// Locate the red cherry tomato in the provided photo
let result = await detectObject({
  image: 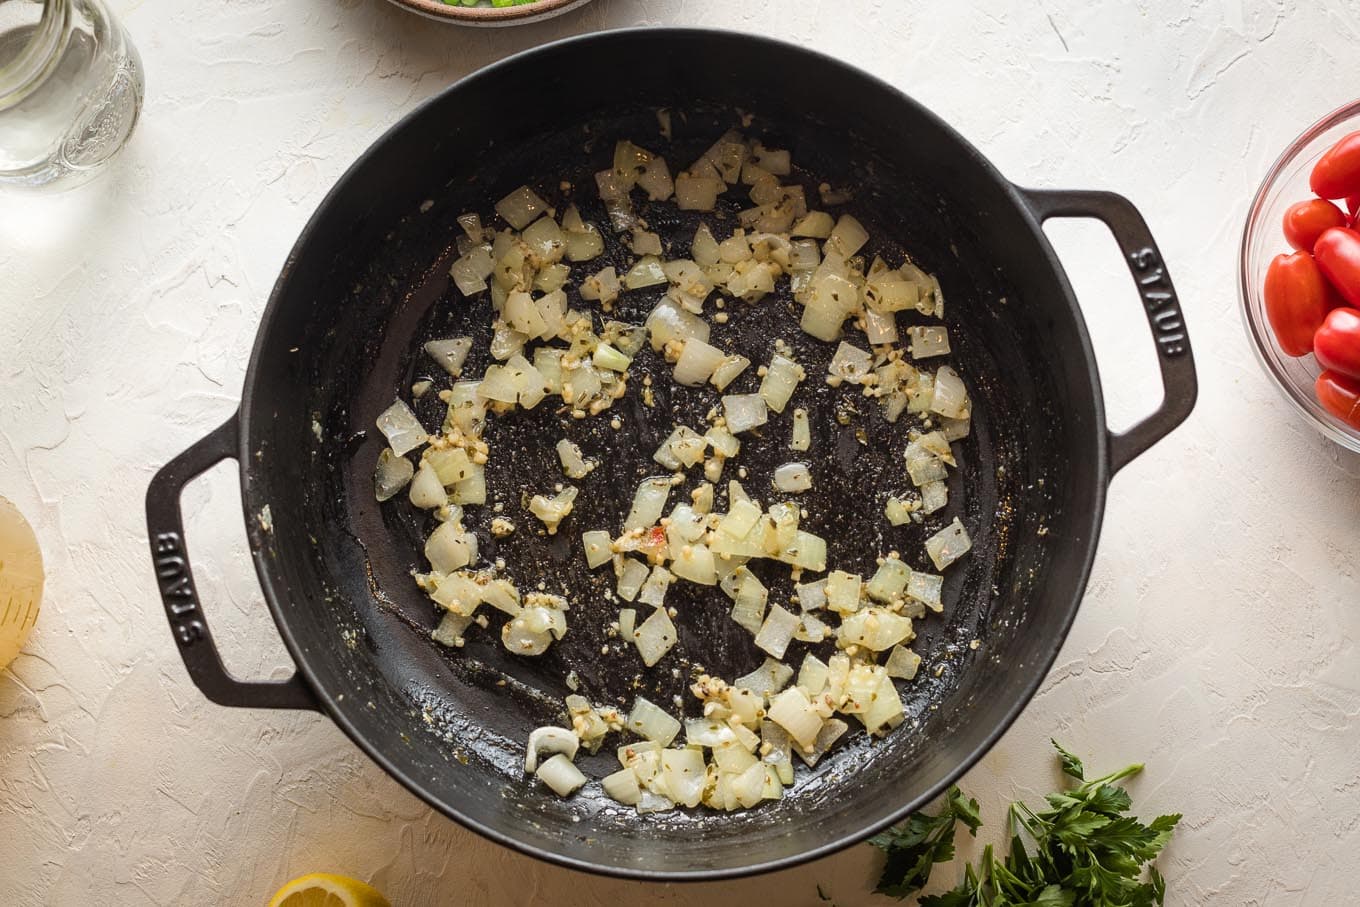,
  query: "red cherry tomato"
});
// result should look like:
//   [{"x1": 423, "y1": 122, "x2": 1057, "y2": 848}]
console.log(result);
[
  {"x1": 1347, "y1": 195, "x2": 1360, "y2": 222},
  {"x1": 1264, "y1": 251, "x2": 1340, "y2": 356},
  {"x1": 1313, "y1": 227, "x2": 1360, "y2": 307},
  {"x1": 1282, "y1": 198, "x2": 1346, "y2": 251},
  {"x1": 1316, "y1": 370, "x2": 1360, "y2": 429},
  {"x1": 1314, "y1": 307, "x2": 1360, "y2": 381},
  {"x1": 1311, "y1": 131, "x2": 1360, "y2": 199}
]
